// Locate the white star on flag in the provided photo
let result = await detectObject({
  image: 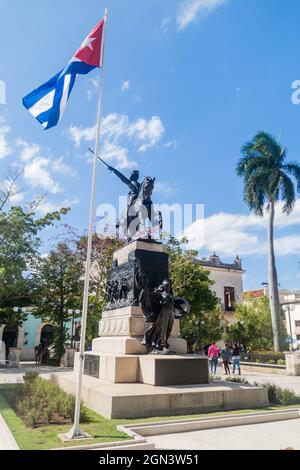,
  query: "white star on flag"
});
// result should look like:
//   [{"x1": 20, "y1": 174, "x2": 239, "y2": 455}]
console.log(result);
[{"x1": 79, "y1": 36, "x2": 96, "y2": 51}]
